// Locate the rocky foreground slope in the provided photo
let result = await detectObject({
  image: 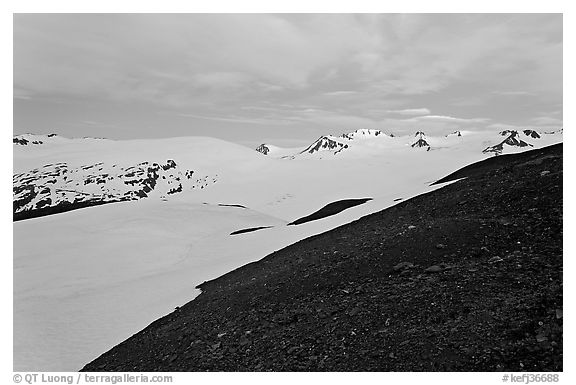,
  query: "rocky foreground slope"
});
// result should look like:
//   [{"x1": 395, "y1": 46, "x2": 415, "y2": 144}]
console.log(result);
[{"x1": 83, "y1": 144, "x2": 562, "y2": 372}]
